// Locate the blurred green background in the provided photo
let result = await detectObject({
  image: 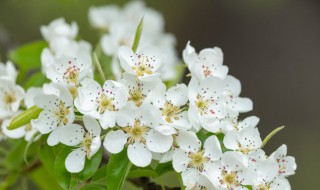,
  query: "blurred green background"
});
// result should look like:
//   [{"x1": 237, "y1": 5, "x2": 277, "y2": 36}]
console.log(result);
[{"x1": 0, "y1": 0, "x2": 319, "y2": 189}]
